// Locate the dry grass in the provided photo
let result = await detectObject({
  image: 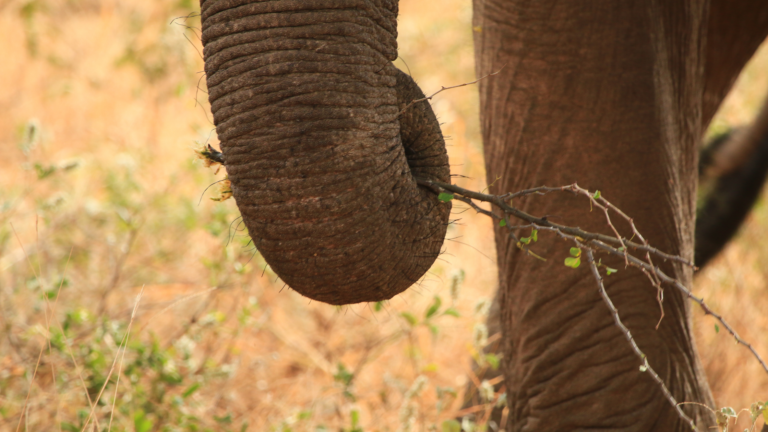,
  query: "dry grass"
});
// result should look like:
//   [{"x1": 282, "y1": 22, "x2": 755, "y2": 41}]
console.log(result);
[{"x1": 0, "y1": 0, "x2": 766, "y2": 430}]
